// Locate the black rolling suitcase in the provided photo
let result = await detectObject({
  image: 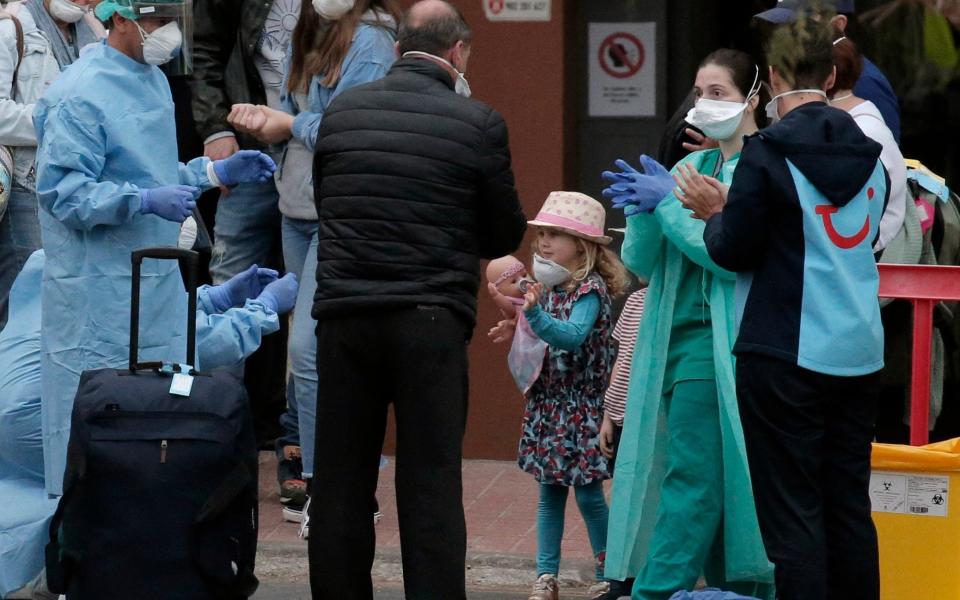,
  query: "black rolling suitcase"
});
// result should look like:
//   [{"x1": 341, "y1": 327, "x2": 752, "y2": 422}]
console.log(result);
[{"x1": 45, "y1": 247, "x2": 259, "y2": 600}]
